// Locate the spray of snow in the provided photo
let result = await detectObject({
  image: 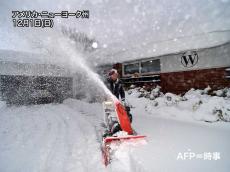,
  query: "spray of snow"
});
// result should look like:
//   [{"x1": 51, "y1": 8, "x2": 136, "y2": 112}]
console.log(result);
[{"x1": 26, "y1": 29, "x2": 114, "y2": 101}]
